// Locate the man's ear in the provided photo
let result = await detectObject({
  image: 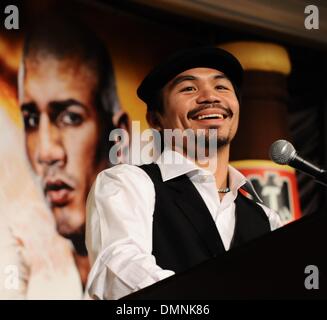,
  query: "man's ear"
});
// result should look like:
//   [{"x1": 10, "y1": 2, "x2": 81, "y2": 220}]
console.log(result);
[{"x1": 146, "y1": 111, "x2": 162, "y2": 131}]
